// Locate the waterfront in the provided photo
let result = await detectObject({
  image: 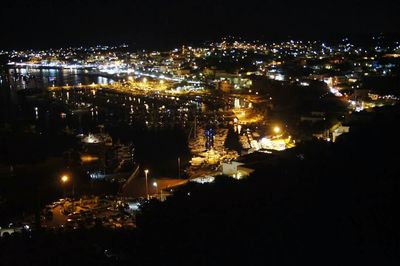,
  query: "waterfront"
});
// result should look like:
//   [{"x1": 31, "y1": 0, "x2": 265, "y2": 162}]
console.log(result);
[
  {"x1": 1, "y1": 0, "x2": 400, "y2": 264},
  {"x1": 0, "y1": 65, "x2": 265, "y2": 225}
]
